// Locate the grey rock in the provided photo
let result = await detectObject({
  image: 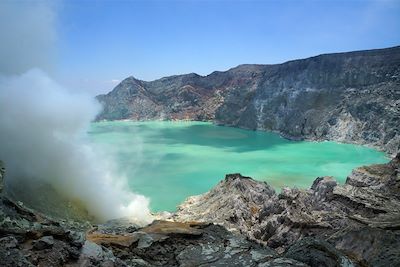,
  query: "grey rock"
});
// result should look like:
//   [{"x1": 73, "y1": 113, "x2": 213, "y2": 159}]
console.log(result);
[
  {"x1": 96, "y1": 217, "x2": 140, "y2": 234},
  {"x1": 33, "y1": 235, "x2": 55, "y2": 250},
  {"x1": 126, "y1": 258, "x2": 152, "y2": 267},
  {"x1": 67, "y1": 230, "x2": 86, "y2": 247},
  {"x1": 332, "y1": 228, "x2": 400, "y2": 267},
  {"x1": 284, "y1": 238, "x2": 355, "y2": 267},
  {"x1": 0, "y1": 154, "x2": 398, "y2": 266},
  {"x1": 174, "y1": 227, "x2": 277, "y2": 267},
  {"x1": 173, "y1": 155, "x2": 400, "y2": 265},
  {"x1": 173, "y1": 173, "x2": 277, "y2": 237},
  {"x1": 0, "y1": 235, "x2": 34, "y2": 267},
  {"x1": 119, "y1": 221, "x2": 277, "y2": 266},
  {"x1": 0, "y1": 235, "x2": 18, "y2": 248},
  {"x1": 81, "y1": 240, "x2": 104, "y2": 260},
  {"x1": 136, "y1": 234, "x2": 154, "y2": 249},
  {"x1": 258, "y1": 258, "x2": 309, "y2": 267}
]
